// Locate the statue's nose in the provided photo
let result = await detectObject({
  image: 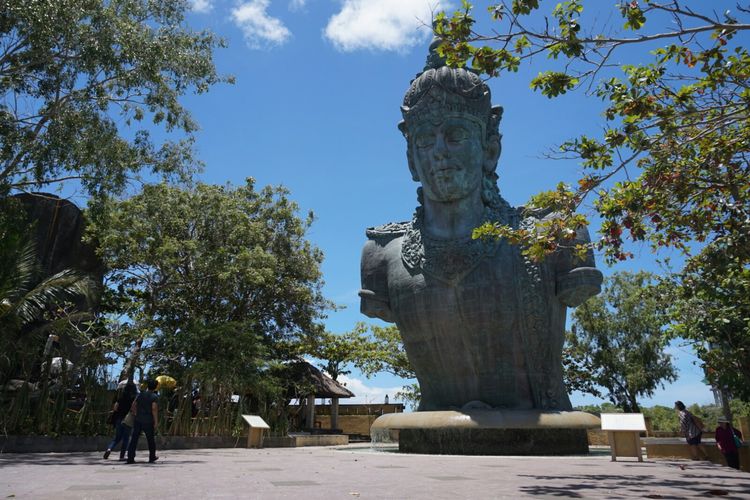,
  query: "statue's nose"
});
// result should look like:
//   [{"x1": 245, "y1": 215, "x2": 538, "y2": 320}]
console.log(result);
[{"x1": 432, "y1": 133, "x2": 450, "y2": 159}]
